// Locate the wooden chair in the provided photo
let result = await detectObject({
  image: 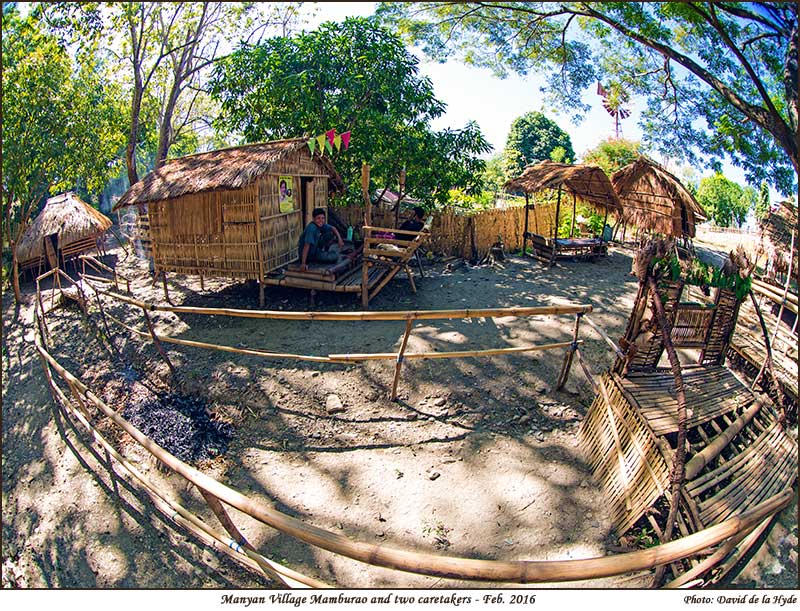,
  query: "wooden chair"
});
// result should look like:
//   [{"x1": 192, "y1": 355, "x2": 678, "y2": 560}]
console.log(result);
[{"x1": 359, "y1": 216, "x2": 433, "y2": 307}]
